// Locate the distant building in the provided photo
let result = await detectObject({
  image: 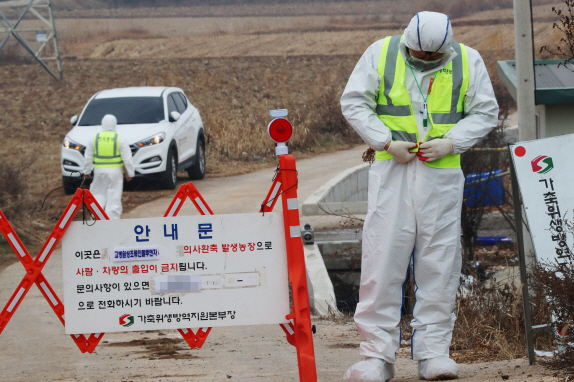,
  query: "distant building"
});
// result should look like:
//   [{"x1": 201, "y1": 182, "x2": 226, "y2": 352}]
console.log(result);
[{"x1": 498, "y1": 59, "x2": 574, "y2": 139}]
